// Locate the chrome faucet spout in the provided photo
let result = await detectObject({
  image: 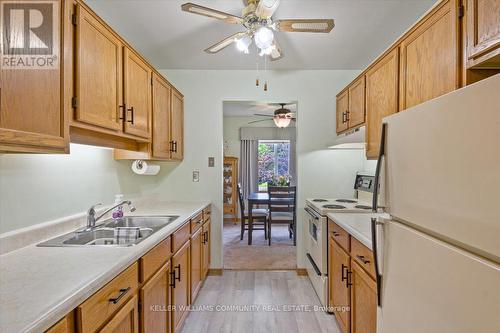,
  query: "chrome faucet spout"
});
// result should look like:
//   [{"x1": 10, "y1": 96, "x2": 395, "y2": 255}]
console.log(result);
[{"x1": 86, "y1": 201, "x2": 136, "y2": 230}]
